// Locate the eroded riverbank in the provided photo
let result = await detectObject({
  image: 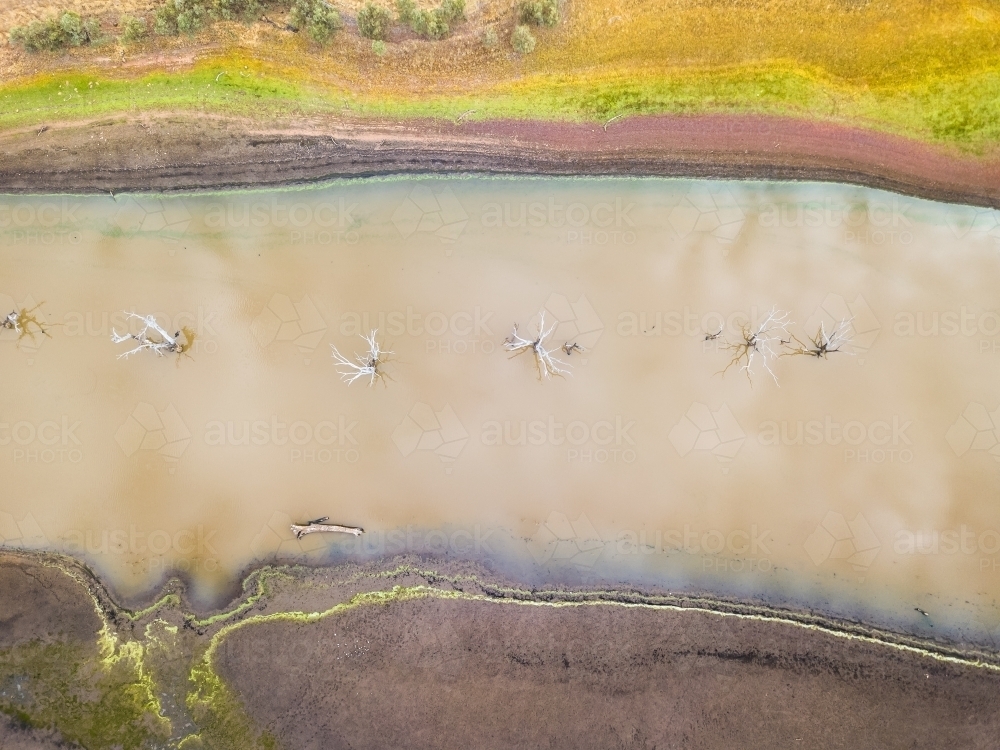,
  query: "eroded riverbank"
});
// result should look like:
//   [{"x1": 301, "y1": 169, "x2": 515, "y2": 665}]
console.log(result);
[
  {"x1": 1, "y1": 551, "x2": 999, "y2": 750},
  {"x1": 0, "y1": 114, "x2": 997, "y2": 207}
]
